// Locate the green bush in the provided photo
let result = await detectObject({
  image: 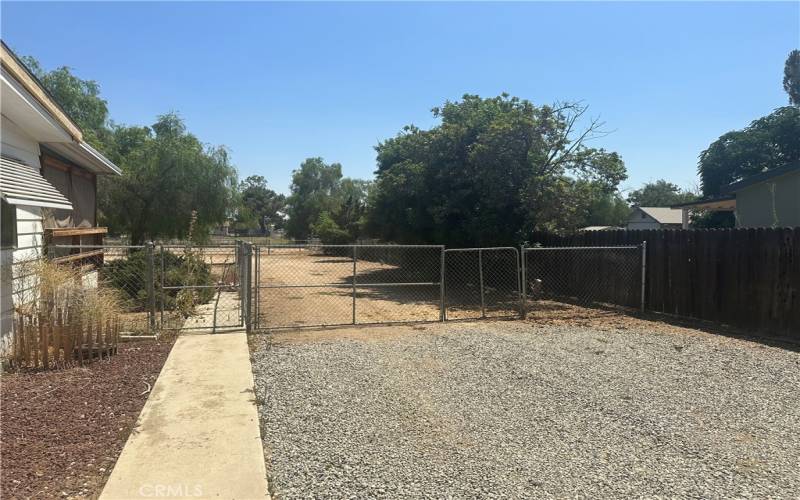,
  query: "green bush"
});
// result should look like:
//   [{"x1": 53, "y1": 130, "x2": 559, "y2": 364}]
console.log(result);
[
  {"x1": 102, "y1": 249, "x2": 215, "y2": 311},
  {"x1": 312, "y1": 211, "x2": 351, "y2": 245}
]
